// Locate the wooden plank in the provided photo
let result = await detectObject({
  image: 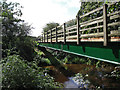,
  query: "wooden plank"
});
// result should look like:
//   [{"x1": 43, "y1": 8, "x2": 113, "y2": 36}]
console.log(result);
[
  {"x1": 51, "y1": 32, "x2": 56, "y2": 35},
  {"x1": 66, "y1": 40, "x2": 77, "y2": 42},
  {"x1": 51, "y1": 27, "x2": 56, "y2": 31},
  {"x1": 81, "y1": 38, "x2": 104, "y2": 42},
  {"x1": 47, "y1": 30, "x2": 51, "y2": 33},
  {"x1": 110, "y1": 30, "x2": 120, "y2": 36},
  {"x1": 108, "y1": 2, "x2": 116, "y2": 7},
  {"x1": 66, "y1": 25, "x2": 77, "y2": 31},
  {"x1": 80, "y1": 25, "x2": 103, "y2": 32},
  {"x1": 109, "y1": 14, "x2": 120, "y2": 21},
  {"x1": 57, "y1": 25, "x2": 62, "y2": 28},
  {"x1": 108, "y1": 22, "x2": 120, "y2": 27},
  {"x1": 80, "y1": 16, "x2": 103, "y2": 25},
  {"x1": 108, "y1": 11, "x2": 120, "y2": 17},
  {"x1": 52, "y1": 36, "x2": 56, "y2": 38},
  {"x1": 57, "y1": 32, "x2": 63, "y2": 34},
  {"x1": 57, "y1": 33, "x2": 63, "y2": 37},
  {"x1": 57, "y1": 29, "x2": 63, "y2": 33},
  {"x1": 58, "y1": 37, "x2": 64, "y2": 40},
  {"x1": 81, "y1": 32, "x2": 104, "y2": 38},
  {"x1": 81, "y1": 19, "x2": 103, "y2": 27},
  {"x1": 79, "y1": 6, "x2": 103, "y2": 18},
  {"x1": 103, "y1": 4, "x2": 108, "y2": 46},
  {"x1": 66, "y1": 35, "x2": 77, "y2": 39},
  {"x1": 66, "y1": 30, "x2": 77, "y2": 35}
]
